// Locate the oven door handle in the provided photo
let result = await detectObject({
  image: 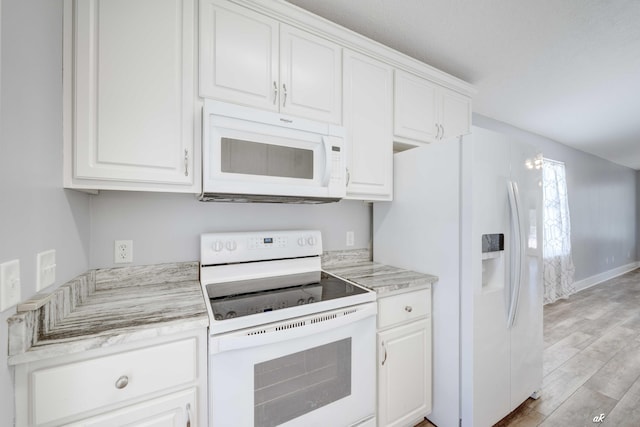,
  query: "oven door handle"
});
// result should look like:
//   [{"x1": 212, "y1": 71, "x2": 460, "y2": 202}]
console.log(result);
[{"x1": 211, "y1": 303, "x2": 377, "y2": 354}]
